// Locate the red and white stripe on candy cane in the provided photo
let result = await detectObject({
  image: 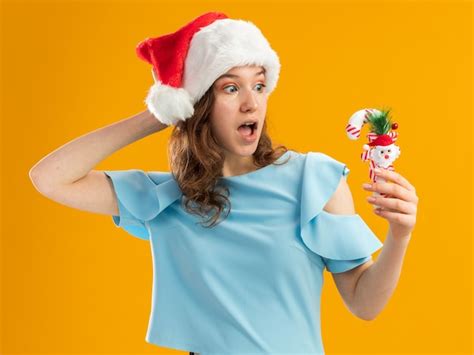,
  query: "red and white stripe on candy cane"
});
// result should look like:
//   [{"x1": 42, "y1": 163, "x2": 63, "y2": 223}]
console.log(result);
[
  {"x1": 346, "y1": 108, "x2": 381, "y2": 140},
  {"x1": 345, "y1": 123, "x2": 362, "y2": 139}
]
